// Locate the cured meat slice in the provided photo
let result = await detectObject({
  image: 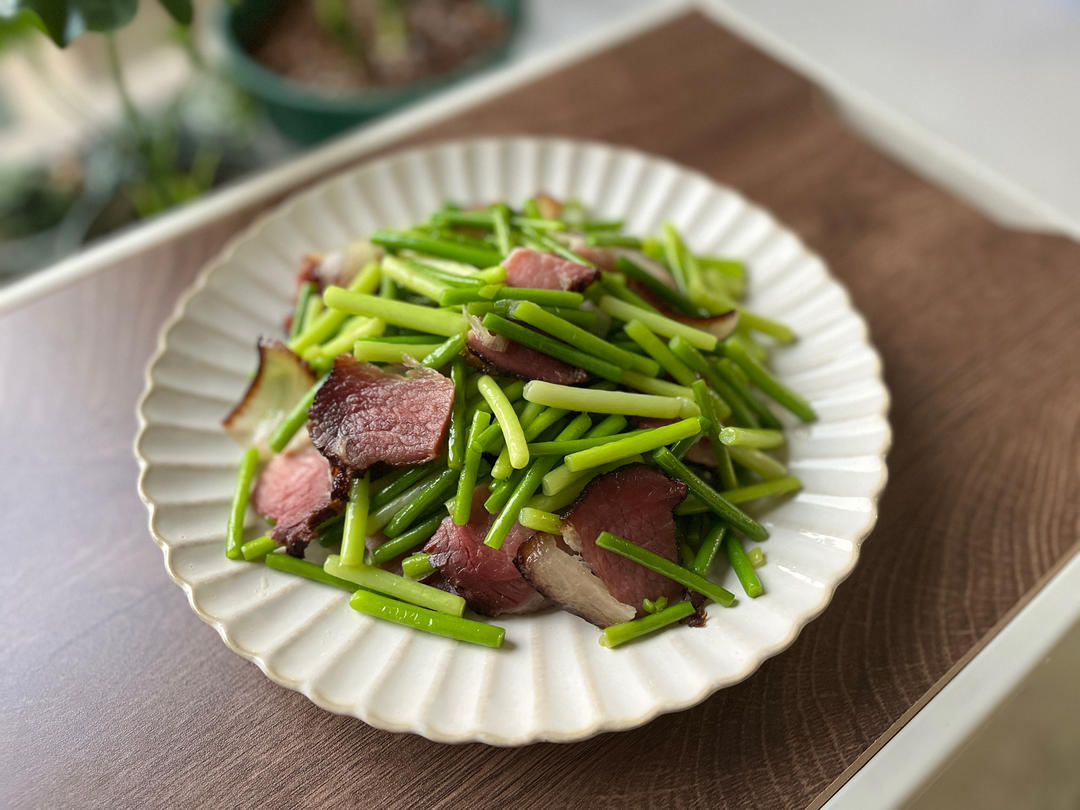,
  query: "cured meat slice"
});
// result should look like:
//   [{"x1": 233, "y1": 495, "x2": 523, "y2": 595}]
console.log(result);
[
  {"x1": 251, "y1": 448, "x2": 342, "y2": 556},
  {"x1": 515, "y1": 533, "x2": 636, "y2": 627},
  {"x1": 503, "y1": 247, "x2": 597, "y2": 291},
  {"x1": 424, "y1": 487, "x2": 548, "y2": 616},
  {"x1": 223, "y1": 338, "x2": 315, "y2": 458},
  {"x1": 562, "y1": 464, "x2": 688, "y2": 611},
  {"x1": 465, "y1": 324, "x2": 588, "y2": 384},
  {"x1": 308, "y1": 356, "x2": 454, "y2": 474}
]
